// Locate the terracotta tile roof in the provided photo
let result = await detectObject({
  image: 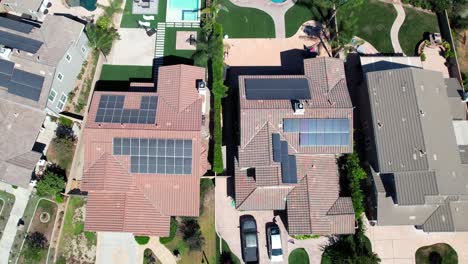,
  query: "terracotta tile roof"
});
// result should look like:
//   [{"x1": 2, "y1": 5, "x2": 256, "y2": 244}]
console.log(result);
[
  {"x1": 82, "y1": 65, "x2": 207, "y2": 236},
  {"x1": 235, "y1": 58, "x2": 355, "y2": 235}
]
